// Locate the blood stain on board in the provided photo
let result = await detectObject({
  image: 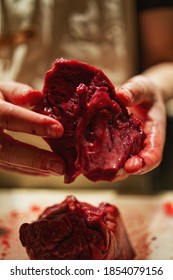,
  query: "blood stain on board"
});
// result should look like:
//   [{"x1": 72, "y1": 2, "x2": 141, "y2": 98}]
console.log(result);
[
  {"x1": 10, "y1": 211, "x2": 19, "y2": 219},
  {"x1": 163, "y1": 202, "x2": 173, "y2": 216},
  {"x1": 121, "y1": 211, "x2": 152, "y2": 260},
  {"x1": 30, "y1": 205, "x2": 41, "y2": 212},
  {"x1": 0, "y1": 226, "x2": 11, "y2": 260},
  {"x1": 132, "y1": 232, "x2": 151, "y2": 260}
]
